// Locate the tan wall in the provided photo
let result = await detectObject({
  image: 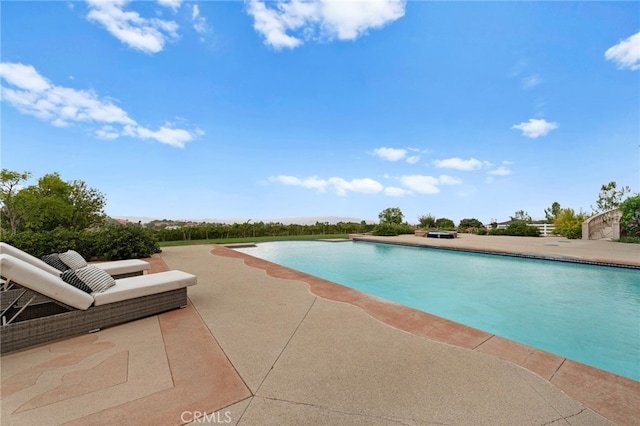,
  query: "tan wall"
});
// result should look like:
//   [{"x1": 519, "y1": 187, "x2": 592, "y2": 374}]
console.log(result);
[{"x1": 582, "y1": 209, "x2": 621, "y2": 240}]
